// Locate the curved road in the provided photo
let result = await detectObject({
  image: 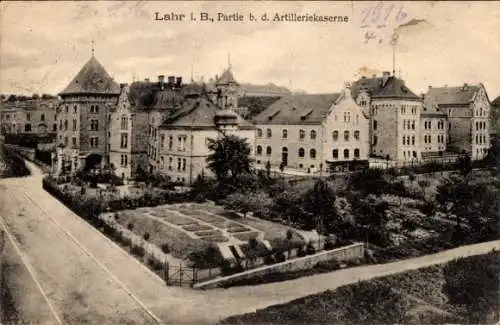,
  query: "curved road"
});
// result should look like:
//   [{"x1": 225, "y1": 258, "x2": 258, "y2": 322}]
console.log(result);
[{"x1": 1, "y1": 160, "x2": 499, "y2": 324}]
